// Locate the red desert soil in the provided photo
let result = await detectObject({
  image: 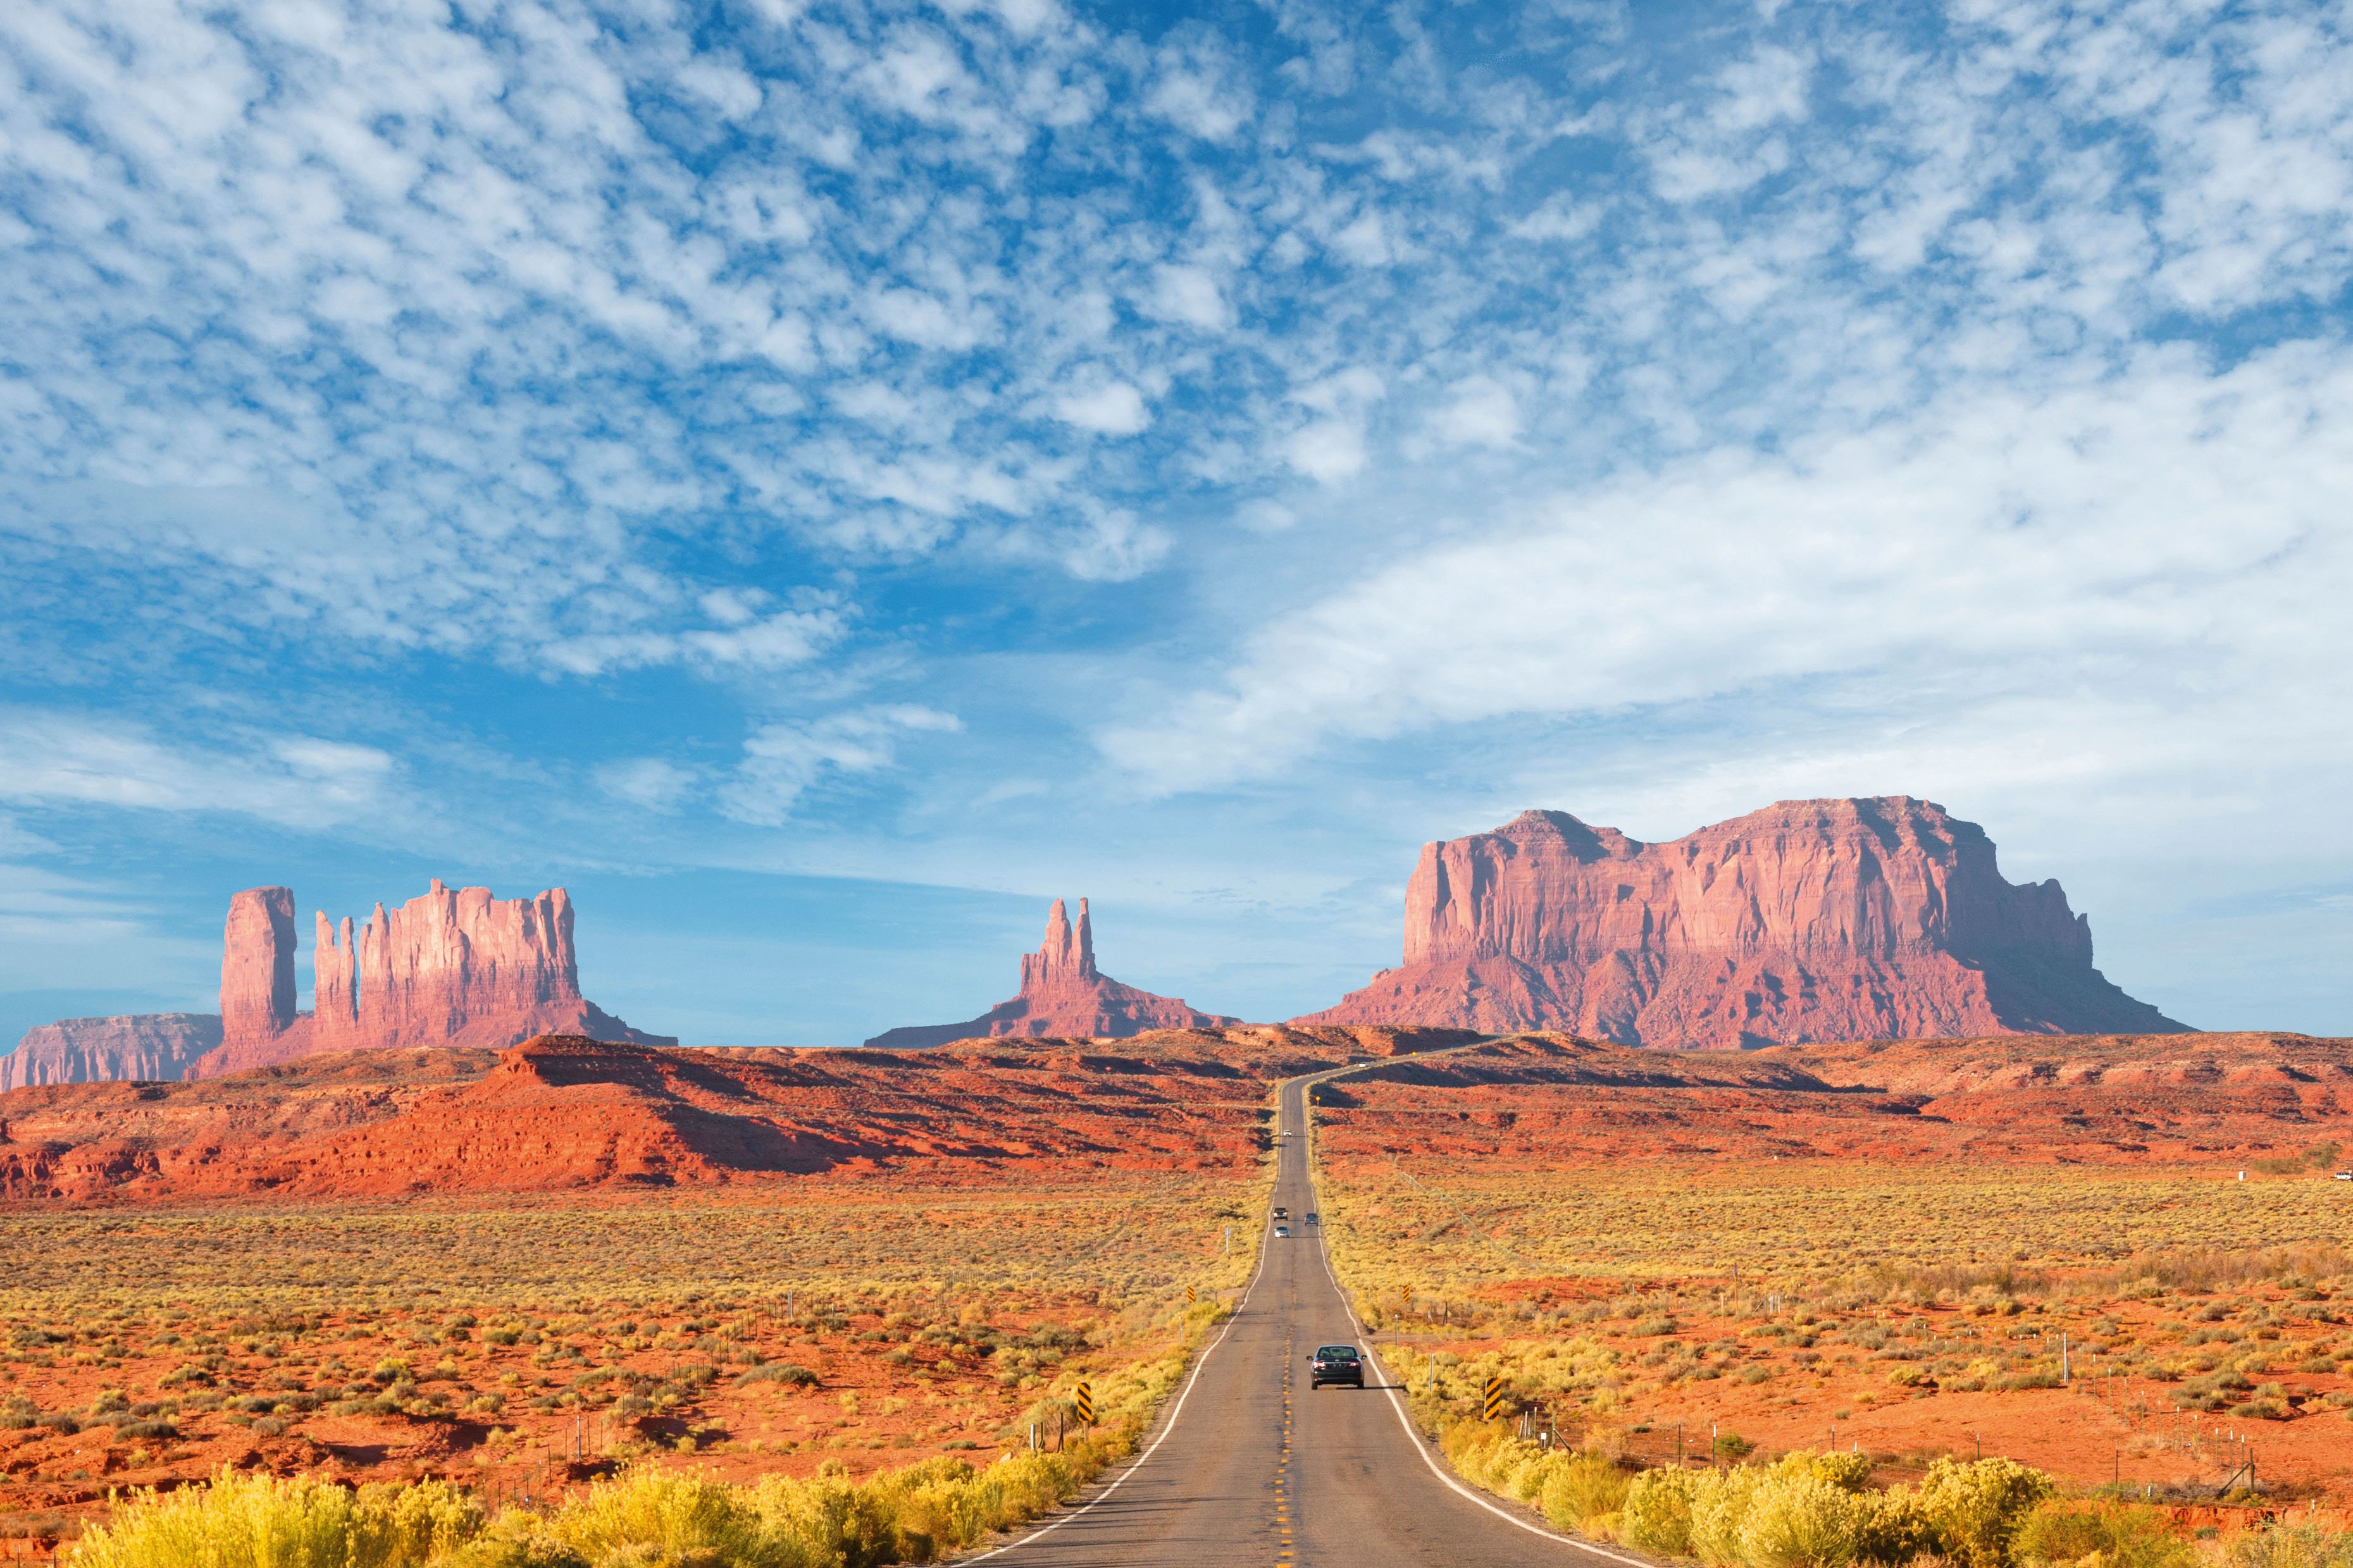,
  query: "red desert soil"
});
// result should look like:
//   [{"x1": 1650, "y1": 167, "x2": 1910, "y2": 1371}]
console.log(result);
[
  {"x1": 0, "y1": 1026, "x2": 1467, "y2": 1202},
  {"x1": 1320, "y1": 1030, "x2": 2353, "y2": 1163},
  {"x1": 1315, "y1": 1029, "x2": 2353, "y2": 1505}
]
